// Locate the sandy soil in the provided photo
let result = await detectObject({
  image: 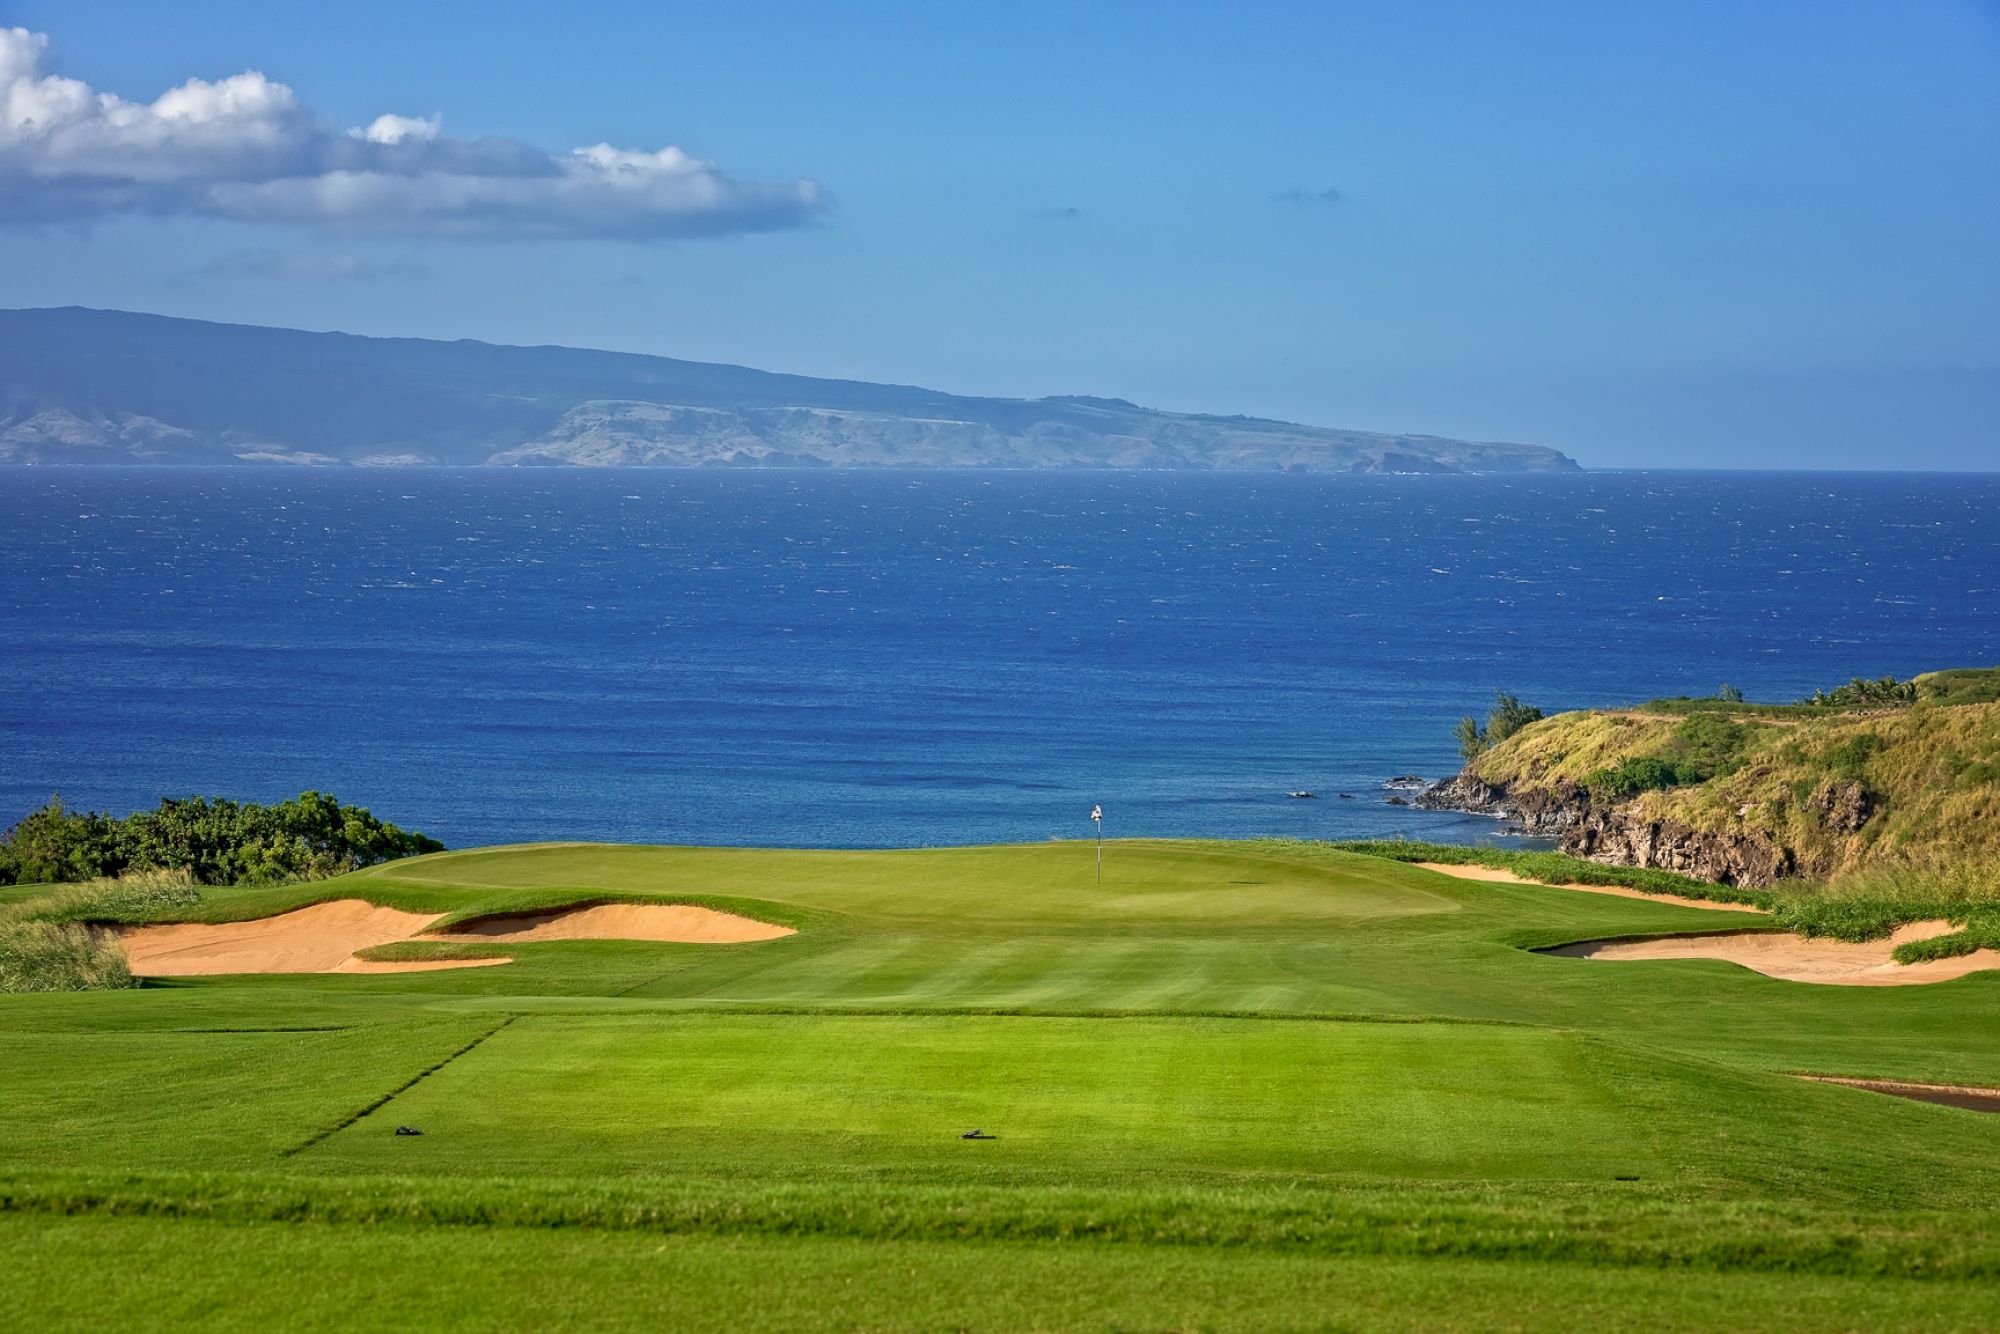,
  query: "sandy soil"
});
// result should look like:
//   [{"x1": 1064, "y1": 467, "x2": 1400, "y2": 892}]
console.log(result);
[
  {"x1": 1797, "y1": 1075, "x2": 2000, "y2": 1113},
  {"x1": 330, "y1": 955, "x2": 514, "y2": 974},
  {"x1": 438, "y1": 903, "x2": 796, "y2": 944},
  {"x1": 117, "y1": 900, "x2": 495, "y2": 976},
  {"x1": 1543, "y1": 920, "x2": 2000, "y2": 986},
  {"x1": 1415, "y1": 862, "x2": 1767, "y2": 914},
  {"x1": 116, "y1": 897, "x2": 790, "y2": 975}
]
